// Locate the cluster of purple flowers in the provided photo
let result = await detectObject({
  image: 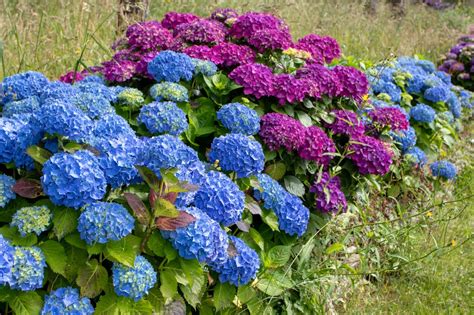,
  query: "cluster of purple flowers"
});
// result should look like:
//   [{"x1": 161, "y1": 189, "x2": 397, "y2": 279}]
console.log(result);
[
  {"x1": 438, "y1": 32, "x2": 473, "y2": 89},
  {"x1": 348, "y1": 135, "x2": 393, "y2": 175},
  {"x1": 310, "y1": 172, "x2": 347, "y2": 213}
]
